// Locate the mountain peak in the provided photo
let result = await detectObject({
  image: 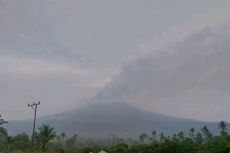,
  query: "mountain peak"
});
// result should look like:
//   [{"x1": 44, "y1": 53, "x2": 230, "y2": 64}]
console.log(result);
[{"x1": 7, "y1": 102, "x2": 218, "y2": 137}]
